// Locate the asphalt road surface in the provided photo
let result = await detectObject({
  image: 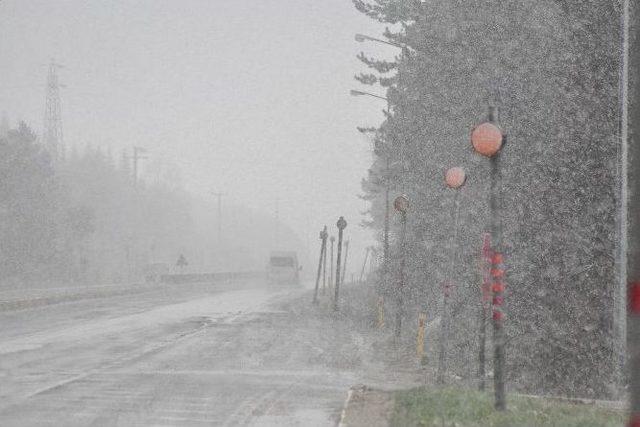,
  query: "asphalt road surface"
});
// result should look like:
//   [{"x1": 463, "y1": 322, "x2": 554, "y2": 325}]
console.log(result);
[{"x1": 0, "y1": 280, "x2": 370, "y2": 426}]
